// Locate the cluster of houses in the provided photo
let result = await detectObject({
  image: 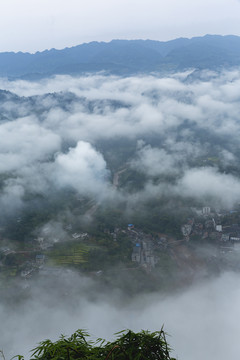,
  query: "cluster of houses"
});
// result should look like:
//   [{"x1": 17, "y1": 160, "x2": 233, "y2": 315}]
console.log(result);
[
  {"x1": 2, "y1": 205, "x2": 240, "y2": 285},
  {"x1": 72, "y1": 232, "x2": 88, "y2": 240},
  {"x1": 36, "y1": 229, "x2": 89, "y2": 250},
  {"x1": 0, "y1": 225, "x2": 90, "y2": 282},
  {"x1": 181, "y1": 206, "x2": 240, "y2": 252},
  {"x1": 132, "y1": 241, "x2": 157, "y2": 270},
  {"x1": 219, "y1": 224, "x2": 240, "y2": 251},
  {"x1": 128, "y1": 224, "x2": 158, "y2": 271},
  {"x1": 20, "y1": 254, "x2": 46, "y2": 279}
]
